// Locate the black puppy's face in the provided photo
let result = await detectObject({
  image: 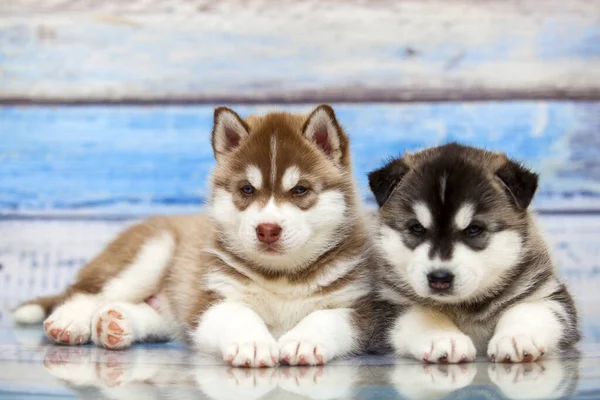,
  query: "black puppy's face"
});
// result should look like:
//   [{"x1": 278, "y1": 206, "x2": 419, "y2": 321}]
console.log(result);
[{"x1": 369, "y1": 143, "x2": 538, "y2": 302}]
